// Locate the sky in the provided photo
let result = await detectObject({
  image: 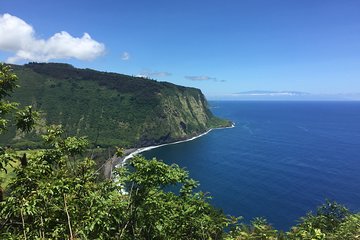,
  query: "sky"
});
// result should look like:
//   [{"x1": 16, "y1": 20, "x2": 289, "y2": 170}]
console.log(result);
[{"x1": 1, "y1": 0, "x2": 360, "y2": 100}]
